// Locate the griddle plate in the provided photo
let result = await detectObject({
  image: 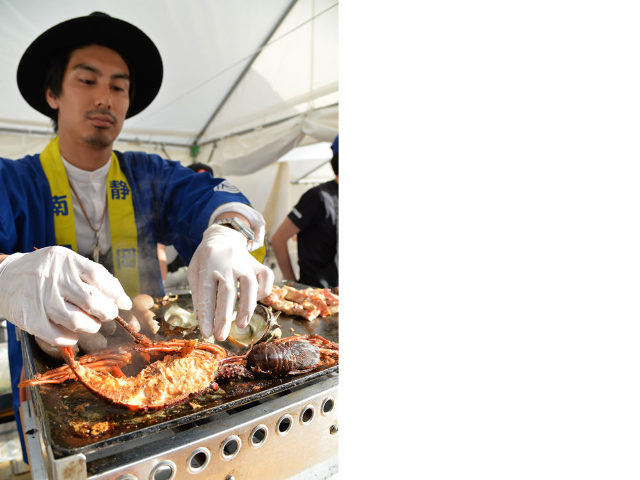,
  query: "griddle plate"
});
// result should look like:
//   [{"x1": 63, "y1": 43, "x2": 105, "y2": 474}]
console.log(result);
[{"x1": 22, "y1": 292, "x2": 338, "y2": 459}]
